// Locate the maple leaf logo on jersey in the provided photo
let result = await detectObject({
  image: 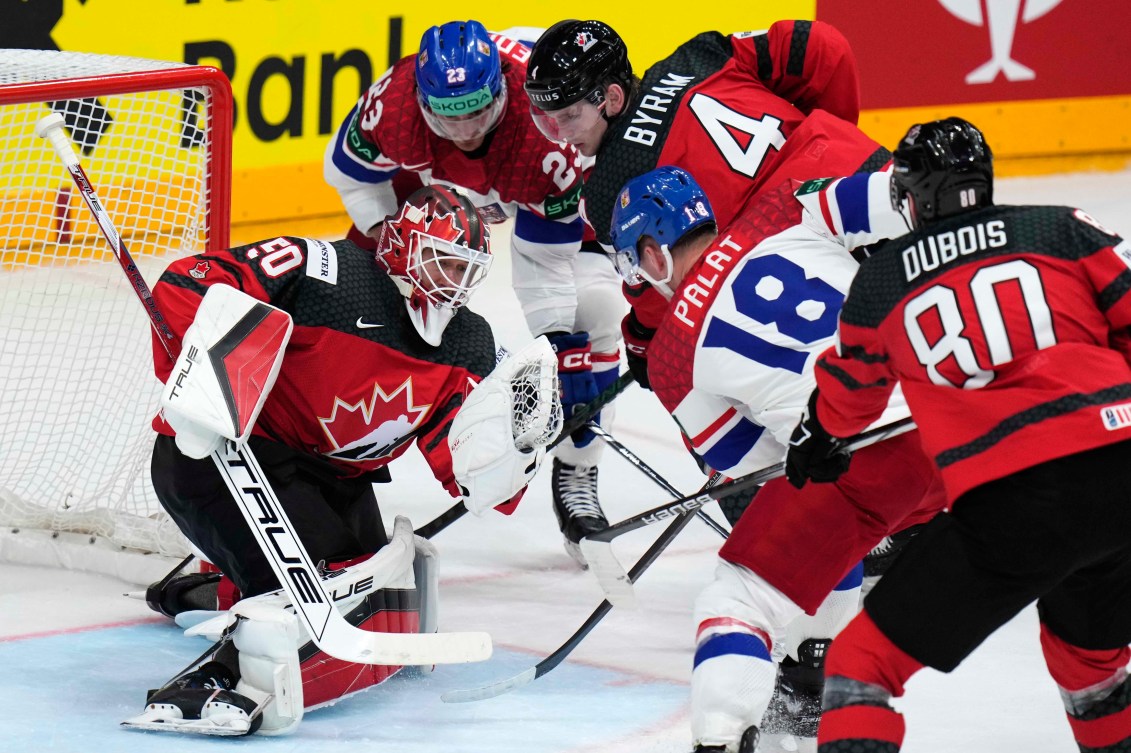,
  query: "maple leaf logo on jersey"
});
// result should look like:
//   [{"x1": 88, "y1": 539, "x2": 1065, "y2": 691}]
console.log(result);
[
  {"x1": 575, "y1": 31, "x2": 596, "y2": 51},
  {"x1": 318, "y1": 378, "x2": 432, "y2": 462},
  {"x1": 189, "y1": 261, "x2": 211, "y2": 279}
]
